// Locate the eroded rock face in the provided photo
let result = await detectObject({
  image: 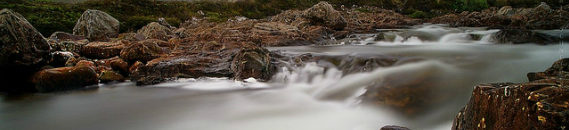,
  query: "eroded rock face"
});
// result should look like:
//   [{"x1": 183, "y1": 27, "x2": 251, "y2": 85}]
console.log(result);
[
  {"x1": 302, "y1": 1, "x2": 347, "y2": 30},
  {"x1": 120, "y1": 39, "x2": 166, "y2": 63},
  {"x1": 0, "y1": 9, "x2": 51, "y2": 92},
  {"x1": 452, "y1": 58, "x2": 569, "y2": 130},
  {"x1": 137, "y1": 22, "x2": 173, "y2": 41},
  {"x1": 131, "y1": 41, "x2": 273, "y2": 85},
  {"x1": 80, "y1": 40, "x2": 127, "y2": 59},
  {"x1": 73, "y1": 9, "x2": 120, "y2": 41},
  {"x1": 32, "y1": 63, "x2": 98, "y2": 92}
]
